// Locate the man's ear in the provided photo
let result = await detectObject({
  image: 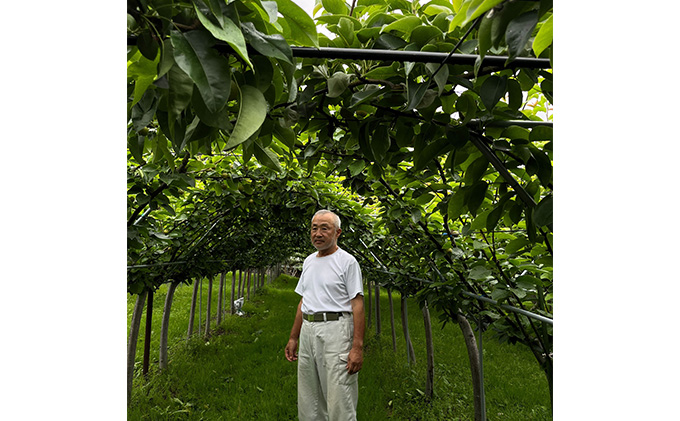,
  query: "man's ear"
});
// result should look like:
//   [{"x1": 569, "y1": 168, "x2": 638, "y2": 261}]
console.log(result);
[{"x1": 336, "y1": 228, "x2": 342, "y2": 238}]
